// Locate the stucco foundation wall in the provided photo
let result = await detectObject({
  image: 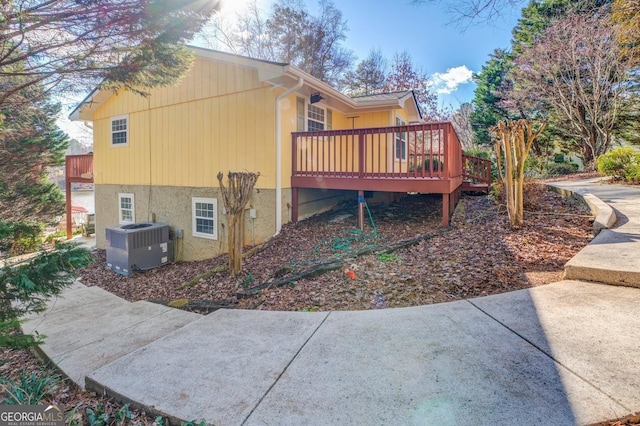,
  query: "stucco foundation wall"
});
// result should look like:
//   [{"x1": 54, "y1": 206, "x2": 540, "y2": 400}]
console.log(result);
[
  {"x1": 95, "y1": 185, "x2": 407, "y2": 261},
  {"x1": 95, "y1": 184, "x2": 277, "y2": 261},
  {"x1": 286, "y1": 188, "x2": 407, "y2": 221},
  {"x1": 292, "y1": 188, "x2": 352, "y2": 221}
]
